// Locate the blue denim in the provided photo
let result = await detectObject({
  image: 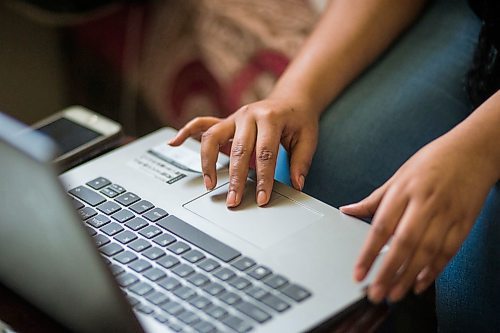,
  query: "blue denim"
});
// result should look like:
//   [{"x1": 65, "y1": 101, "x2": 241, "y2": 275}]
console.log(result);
[{"x1": 275, "y1": 0, "x2": 500, "y2": 331}]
